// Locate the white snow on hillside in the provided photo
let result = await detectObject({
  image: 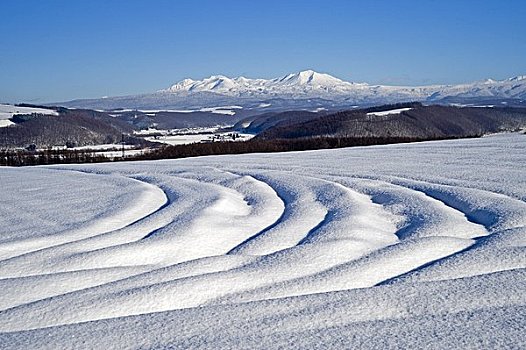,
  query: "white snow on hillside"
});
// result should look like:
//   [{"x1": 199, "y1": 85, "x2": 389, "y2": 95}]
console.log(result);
[
  {"x1": 0, "y1": 133, "x2": 525, "y2": 349},
  {"x1": 0, "y1": 104, "x2": 58, "y2": 128},
  {"x1": 0, "y1": 104, "x2": 58, "y2": 120},
  {"x1": 367, "y1": 107, "x2": 413, "y2": 116},
  {"x1": 0, "y1": 120, "x2": 15, "y2": 127}
]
